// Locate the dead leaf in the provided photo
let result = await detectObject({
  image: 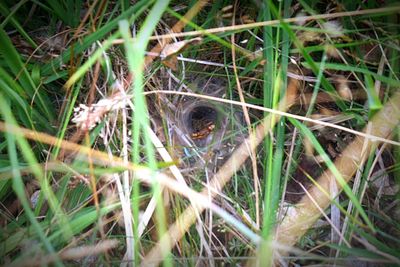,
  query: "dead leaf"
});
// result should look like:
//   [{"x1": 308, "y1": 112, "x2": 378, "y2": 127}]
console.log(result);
[
  {"x1": 160, "y1": 37, "x2": 202, "y2": 59},
  {"x1": 335, "y1": 76, "x2": 352, "y2": 101},
  {"x1": 162, "y1": 56, "x2": 178, "y2": 71},
  {"x1": 160, "y1": 37, "x2": 202, "y2": 70}
]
